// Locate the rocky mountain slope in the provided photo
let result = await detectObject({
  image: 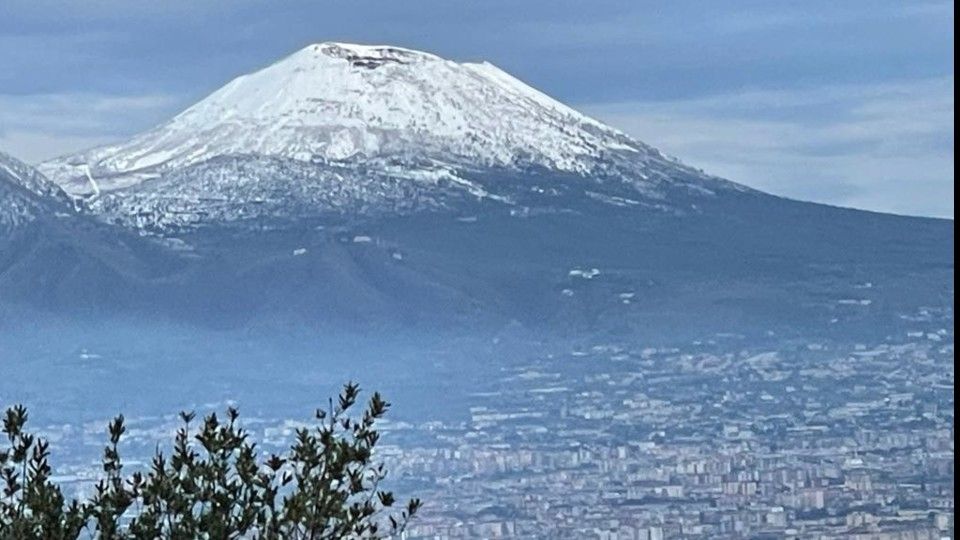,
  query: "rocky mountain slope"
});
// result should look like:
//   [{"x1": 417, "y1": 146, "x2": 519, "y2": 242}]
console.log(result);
[{"x1": 0, "y1": 151, "x2": 75, "y2": 233}]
